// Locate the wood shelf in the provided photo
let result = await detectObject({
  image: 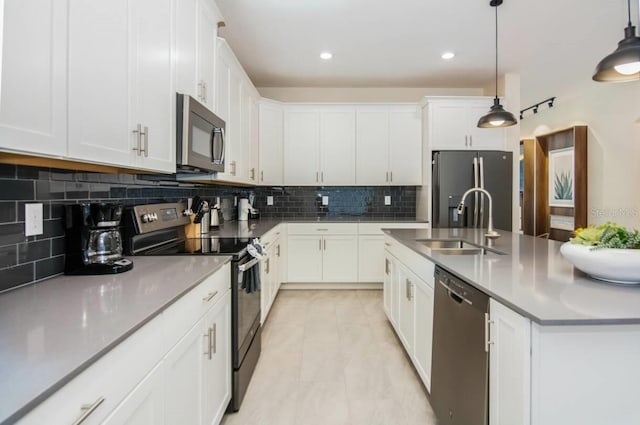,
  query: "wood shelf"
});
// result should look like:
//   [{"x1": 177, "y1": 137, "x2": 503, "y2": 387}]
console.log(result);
[{"x1": 521, "y1": 126, "x2": 587, "y2": 241}]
